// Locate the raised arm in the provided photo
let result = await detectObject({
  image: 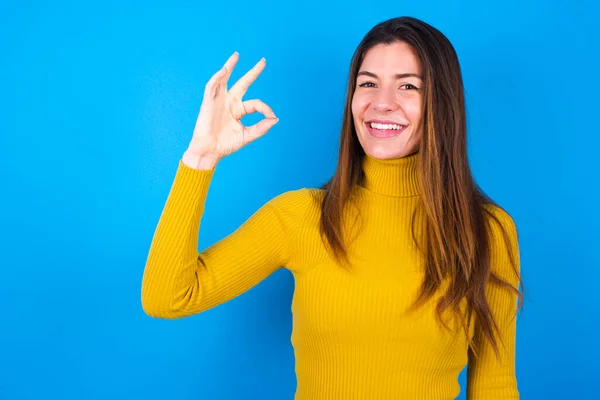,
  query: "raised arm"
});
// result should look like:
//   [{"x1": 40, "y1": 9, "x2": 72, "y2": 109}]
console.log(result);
[
  {"x1": 141, "y1": 159, "x2": 304, "y2": 318},
  {"x1": 467, "y1": 206, "x2": 522, "y2": 399},
  {"x1": 141, "y1": 51, "x2": 293, "y2": 319}
]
